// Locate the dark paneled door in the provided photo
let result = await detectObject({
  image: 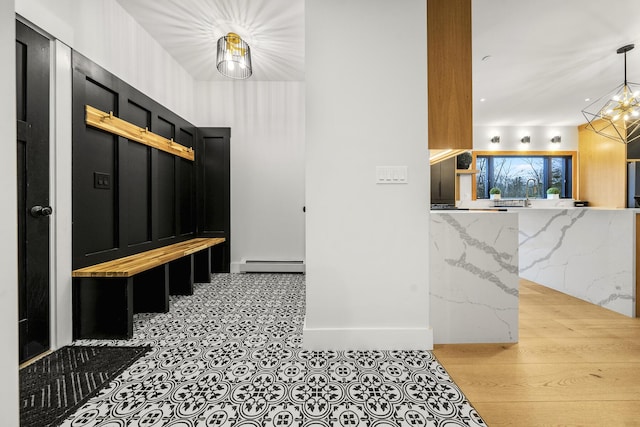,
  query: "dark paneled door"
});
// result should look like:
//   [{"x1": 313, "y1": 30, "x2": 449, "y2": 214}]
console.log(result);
[
  {"x1": 16, "y1": 21, "x2": 51, "y2": 364},
  {"x1": 197, "y1": 128, "x2": 230, "y2": 272}
]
